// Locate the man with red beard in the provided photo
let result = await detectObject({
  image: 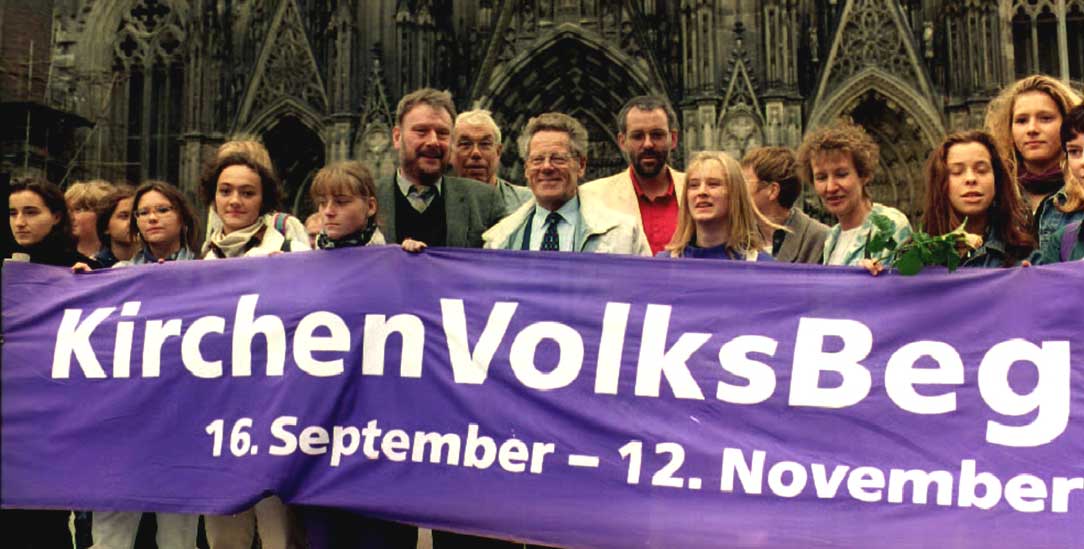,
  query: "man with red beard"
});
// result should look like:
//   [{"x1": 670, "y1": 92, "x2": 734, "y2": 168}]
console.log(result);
[
  {"x1": 451, "y1": 109, "x2": 532, "y2": 215},
  {"x1": 374, "y1": 88, "x2": 503, "y2": 247},
  {"x1": 580, "y1": 96, "x2": 685, "y2": 254}
]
